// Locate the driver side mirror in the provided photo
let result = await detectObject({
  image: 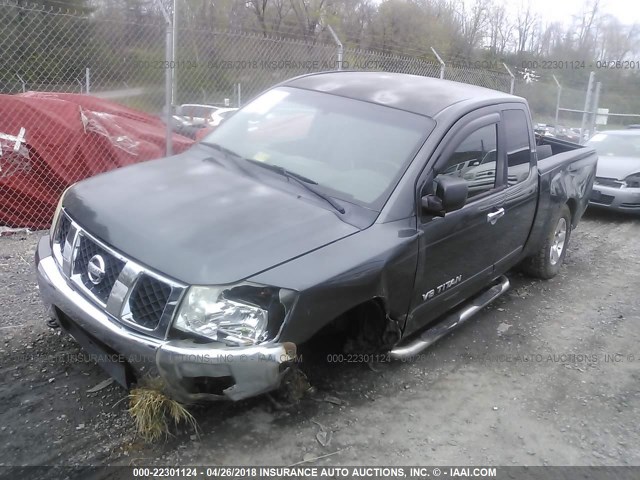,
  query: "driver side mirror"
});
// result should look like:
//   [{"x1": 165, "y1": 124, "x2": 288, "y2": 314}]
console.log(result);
[{"x1": 421, "y1": 176, "x2": 468, "y2": 216}]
